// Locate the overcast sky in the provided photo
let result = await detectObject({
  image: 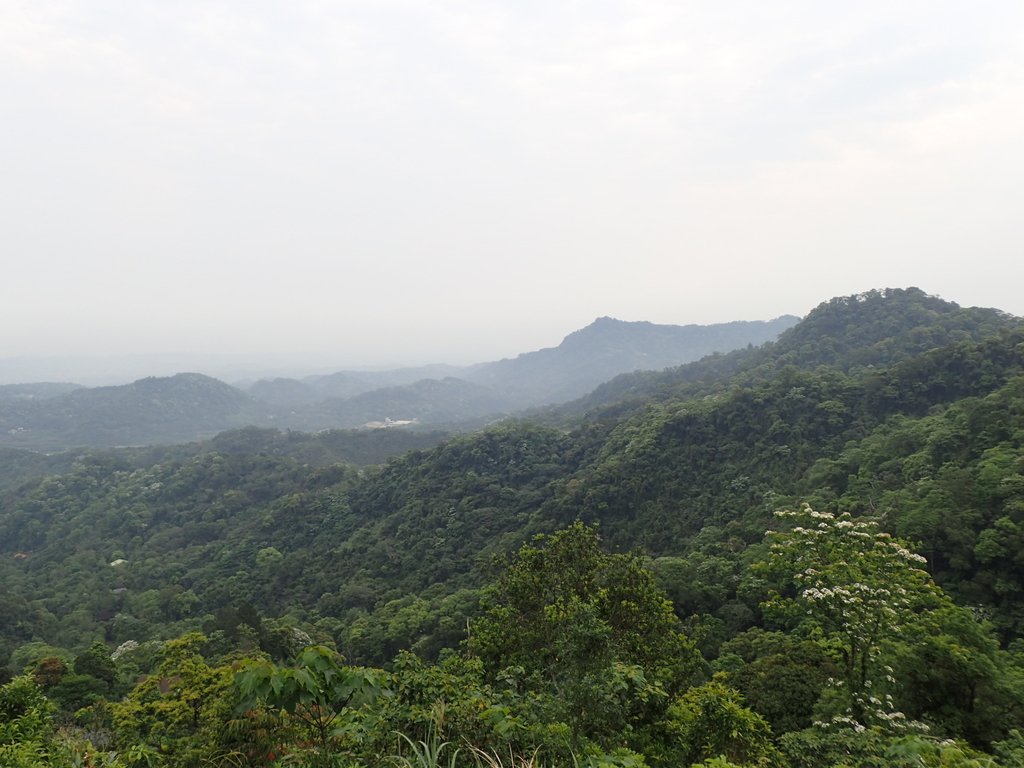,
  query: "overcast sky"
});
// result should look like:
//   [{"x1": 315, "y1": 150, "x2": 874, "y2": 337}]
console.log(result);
[{"x1": 2, "y1": 1, "x2": 1023, "y2": 381}]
